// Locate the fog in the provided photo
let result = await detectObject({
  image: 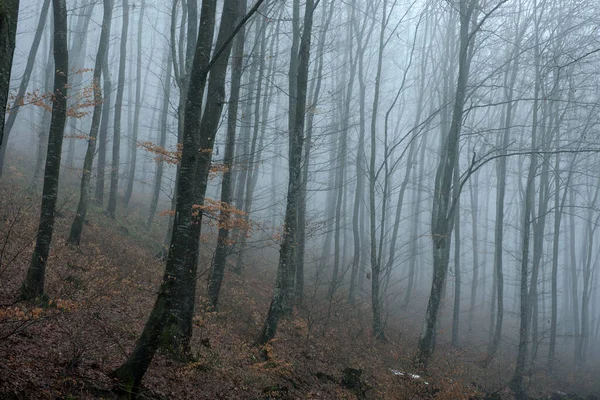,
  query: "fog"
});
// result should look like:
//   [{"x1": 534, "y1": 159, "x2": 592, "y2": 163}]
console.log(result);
[{"x1": 1, "y1": 0, "x2": 600, "y2": 398}]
